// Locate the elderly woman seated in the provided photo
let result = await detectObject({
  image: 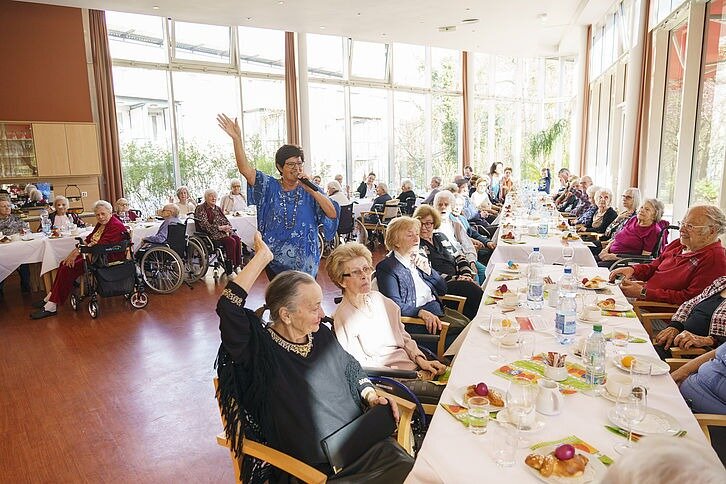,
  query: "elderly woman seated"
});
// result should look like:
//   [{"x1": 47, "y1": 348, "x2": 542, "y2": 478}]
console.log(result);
[
  {"x1": 375, "y1": 217, "x2": 470, "y2": 353},
  {"x1": 652, "y1": 276, "x2": 726, "y2": 360},
  {"x1": 194, "y1": 189, "x2": 241, "y2": 275},
  {"x1": 578, "y1": 187, "x2": 616, "y2": 232},
  {"x1": 610, "y1": 205, "x2": 726, "y2": 317},
  {"x1": 397, "y1": 180, "x2": 416, "y2": 215},
  {"x1": 574, "y1": 185, "x2": 600, "y2": 227},
  {"x1": 48, "y1": 195, "x2": 85, "y2": 229},
  {"x1": 216, "y1": 233, "x2": 413, "y2": 482},
  {"x1": 24, "y1": 188, "x2": 46, "y2": 207},
  {"x1": 114, "y1": 198, "x2": 137, "y2": 222},
  {"x1": 598, "y1": 198, "x2": 668, "y2": 266},
  {"x1": 413, "y1": 204, "x2": 483, "y2": 319},
  {"x1": 170, "y1": 186, "x2": 196, "y2": 217},
  {"x1": 585, "y1": 187, "x2": 640, "y2": 253},
  {"x1": 219, "y1": 178, "x2": 247, "y2": 213},
  {"x1": 671, "y1": 346, "x2": 726, "y2": 415},
  {"x1": 142, "y1": 204, "x2": 182, "y2": 244},
  {"x1": 30, "y1": 201, "x2": 127, "y2": 319},
  {"x1": 327, "y1": 180, "x2": 351, "y2": 206},
  {"x1": 0, "y1": 199, "x2": 30, "y2": 295},
  {"x1": 327, "y1": 243, "x2": 447, "y2": 404},
  {"x1": 434, "y1": 190, "x2": 485, "y2": 283}
]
